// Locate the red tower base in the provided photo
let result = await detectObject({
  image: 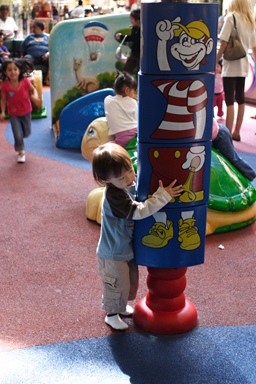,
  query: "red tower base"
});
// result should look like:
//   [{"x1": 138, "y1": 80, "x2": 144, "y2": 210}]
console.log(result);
[{"x1": 133, "y1": 267, "x2": 197, "y2": 334}]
